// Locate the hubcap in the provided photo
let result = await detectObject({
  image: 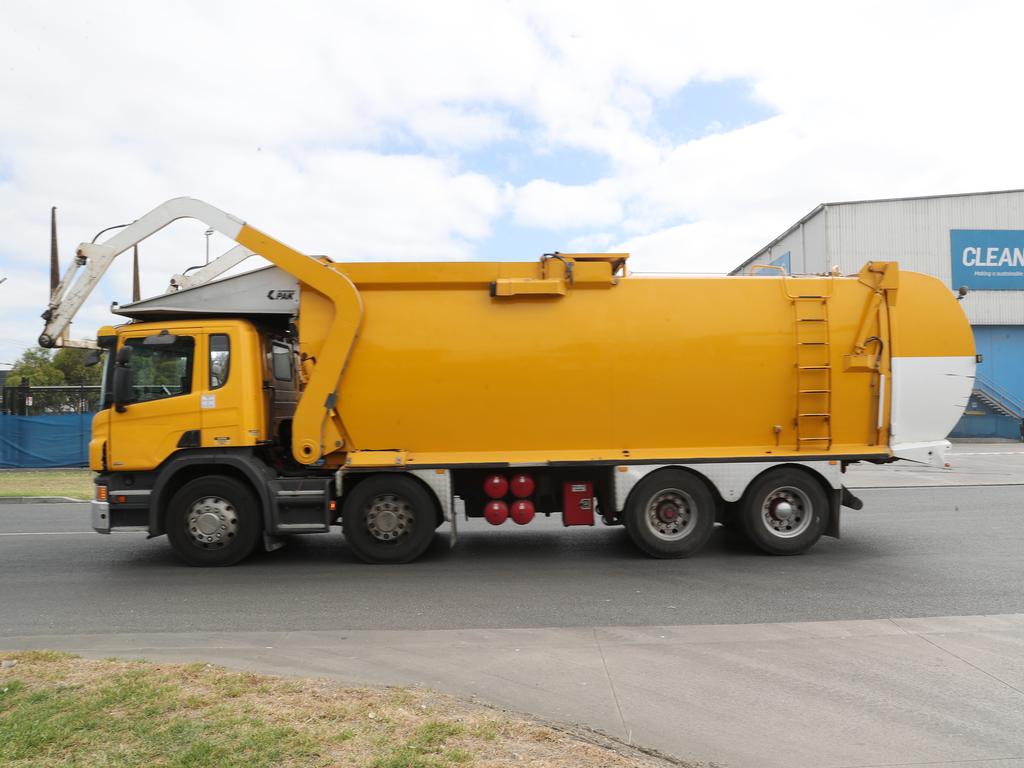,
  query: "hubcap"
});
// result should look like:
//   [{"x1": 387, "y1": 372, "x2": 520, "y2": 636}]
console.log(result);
[
  {"x1": 644, "y1": 489, "x2": 696, "y2": 541},
  {"x1": 760, "y1": 486, "x2": 812, "y2": 538},
  {"x1": 186, "y1": 496, "x2": 238, "y2": 549},
  {"x1": 366, "y1": 494, "x2": 413, "y2": 542}
]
